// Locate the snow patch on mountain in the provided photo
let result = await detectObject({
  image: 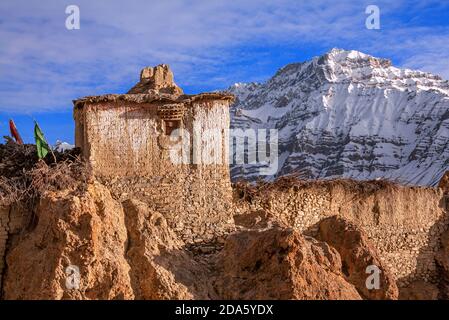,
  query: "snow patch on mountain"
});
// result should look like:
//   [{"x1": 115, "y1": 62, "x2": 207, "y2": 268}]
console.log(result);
[
  {"x1": 228, "y1": 48, "x2": 449, "y2": 186},
  {"x1": 54, "y1": 140, "x2": 75, "y2": 152}
]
